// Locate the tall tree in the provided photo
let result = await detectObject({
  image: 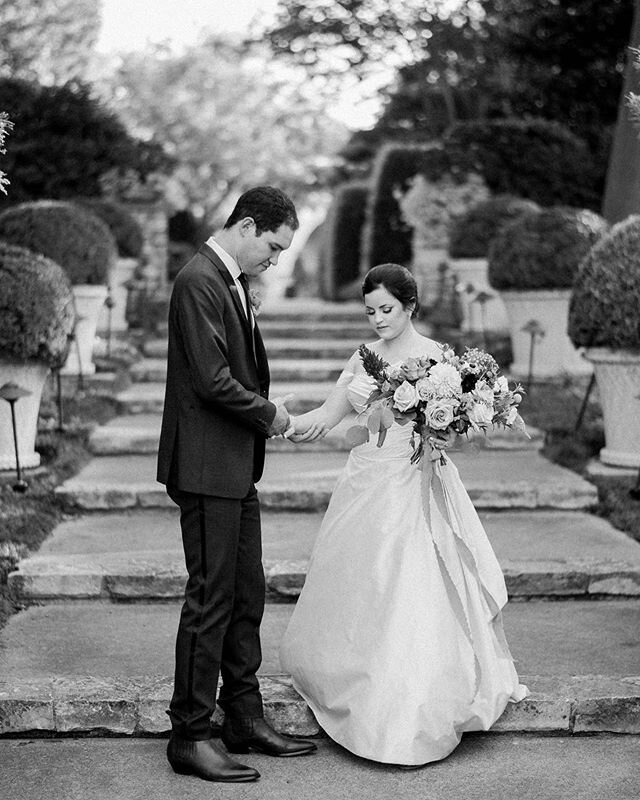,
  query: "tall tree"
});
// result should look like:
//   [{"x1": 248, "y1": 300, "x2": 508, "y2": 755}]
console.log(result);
[
  {"x1": 0, "y1": 0, "x2": 101, "y2": 84},
  {"x1": 97, "y1": 38, "x2": 348, "y2": 221},
  {"x1": 603, "y1": 0, "x2": 640, "y2": 222}
]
